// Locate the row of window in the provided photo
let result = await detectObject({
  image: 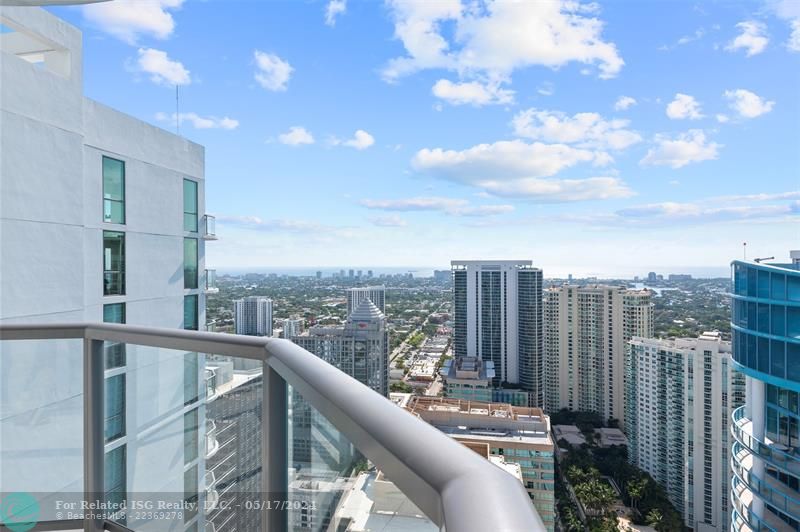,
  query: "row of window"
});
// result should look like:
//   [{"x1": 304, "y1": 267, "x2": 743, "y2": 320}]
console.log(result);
[
  {"x1": 103, "y1": 232, "x2": 199, "y2": 295},
  {"x1": 103, "y1": 156, "x2": 199, "y2": 232}
]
